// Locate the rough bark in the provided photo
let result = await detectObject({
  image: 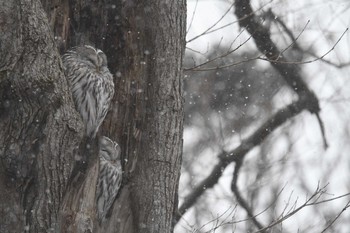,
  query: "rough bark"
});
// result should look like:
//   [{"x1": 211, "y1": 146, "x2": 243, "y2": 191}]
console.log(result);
[
  {"x1": 1, "y1": 0, "x2": 185, "y2": 232},
  {"x1": 59, "y1": 160, "x2": 99, "y2": 233},
  {"x1": 102, "y1": 1, "x2": 186, "y2": 232},
  {"x1": 0, "y1": 0, "x2": 83, "y2": 232}
]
